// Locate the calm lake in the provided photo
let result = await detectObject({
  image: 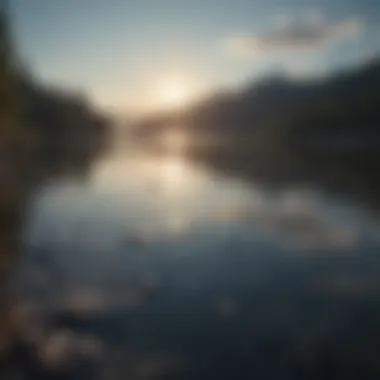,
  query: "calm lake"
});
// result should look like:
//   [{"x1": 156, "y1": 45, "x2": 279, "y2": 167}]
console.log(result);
[{"x1": 12, "y1": 145, "x2": 380, "y2": 379}]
